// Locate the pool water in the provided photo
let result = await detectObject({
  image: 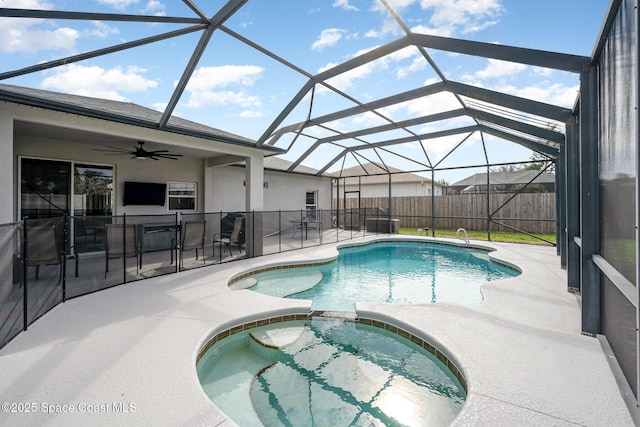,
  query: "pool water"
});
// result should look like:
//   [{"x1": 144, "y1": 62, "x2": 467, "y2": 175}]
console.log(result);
[
  {"x1": 237, "y1": 241, "x2": 519, "y2": 311},
  {"x1": 197, "y1": 319, "x2": 466, "y2": 426}
]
